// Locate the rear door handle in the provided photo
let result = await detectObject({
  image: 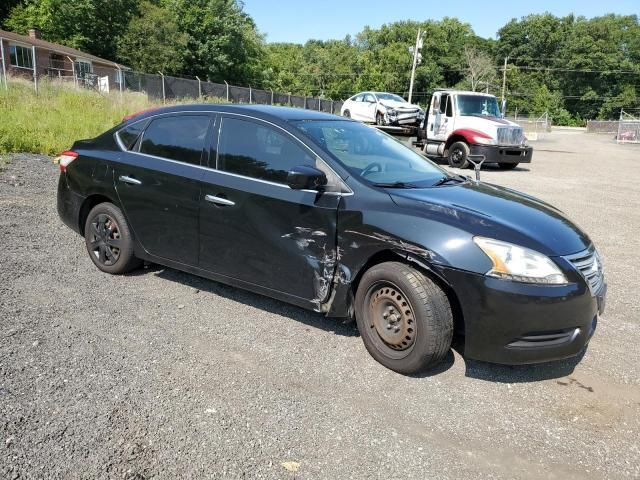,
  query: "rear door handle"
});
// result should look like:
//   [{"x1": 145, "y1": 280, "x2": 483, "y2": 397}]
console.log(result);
[
  {"x1": 205, "y1": 194, "x2": 235, "y2": 206},
  {"x1": 119, "y1": 175, "x2": 142, "y2": 186}
]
